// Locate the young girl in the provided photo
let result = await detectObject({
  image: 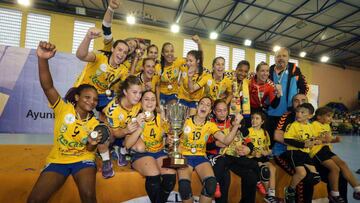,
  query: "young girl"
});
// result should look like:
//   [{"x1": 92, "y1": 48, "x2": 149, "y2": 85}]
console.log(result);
[
  {"x1": 311, "y1": 106, "x2": 360, "y2": 201},
  {"x1": 159, "y1": 35, "x2": 201, "y2": 105},
  {"x1": 176, "y1": 97, "x2": 242, "y2": 203},
  {"x1": 74, "y1": 27, "x2": 129, "y2": 113},
  {"x1": 178, "y1": 49, "x2": 211, "y2": 115},
  {"x1": 207, "y1": 57, "x2": 233, "y2": 105},
  {"x1": 28, "y1": 42, "x2": 103, "y2": 203},
  {"x1": 249, "y1": 62, "x2": 281, "y2": 113},
  {"x1": 99, "y1": 75, "x2": 143, "y2": 178},
  {"x1": 248, "y1": 111, "x2": 277, "y2": 203},
  {"x1": 124, "y1": 91, "x2": 176, "y2": 203}
]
